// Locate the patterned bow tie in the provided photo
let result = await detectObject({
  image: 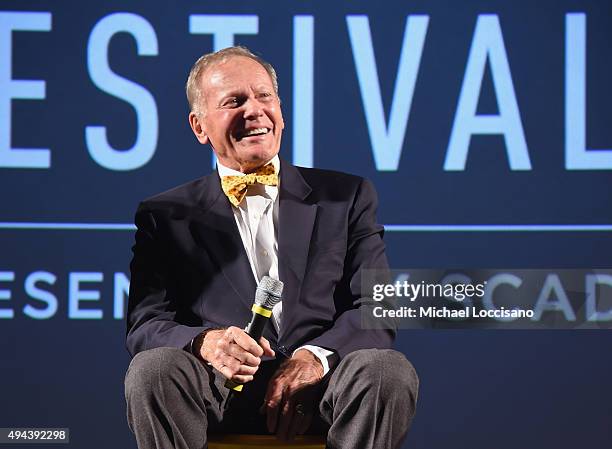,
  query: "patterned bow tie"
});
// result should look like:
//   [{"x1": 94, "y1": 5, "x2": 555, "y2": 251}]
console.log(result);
[{"x1": 221, "y1": 164, "x2": 279, "y2": 207}]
